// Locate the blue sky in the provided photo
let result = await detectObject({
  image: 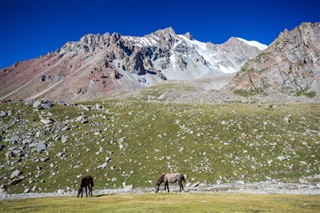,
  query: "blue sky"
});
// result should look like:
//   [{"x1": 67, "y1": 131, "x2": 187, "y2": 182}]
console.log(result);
[{"x1": 0, "y1": 0, "x2": 319, "y2": 69}]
